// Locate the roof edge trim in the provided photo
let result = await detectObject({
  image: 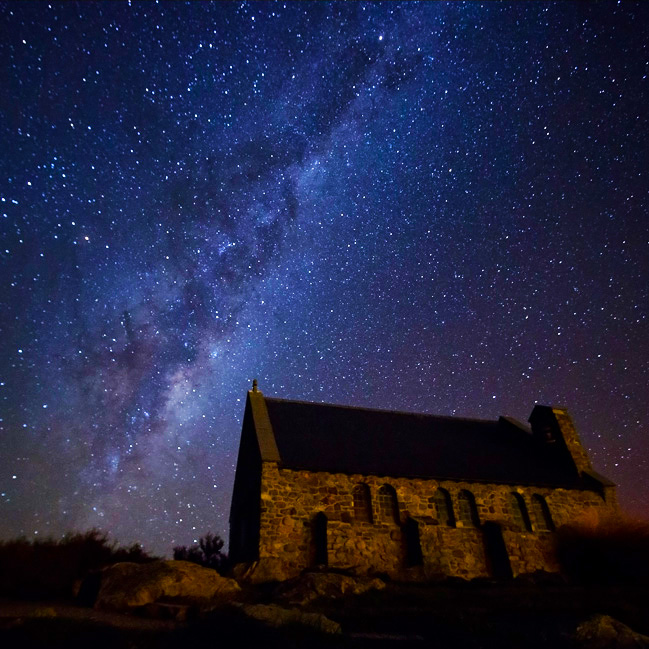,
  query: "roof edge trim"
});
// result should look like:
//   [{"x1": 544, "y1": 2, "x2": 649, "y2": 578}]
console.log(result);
[
  {"x1": 264, "y1": 396, "x2": 498, "y2": 425},
  {"x1": 248, "y1": 389, "x2": 281, "y2": 463}
]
